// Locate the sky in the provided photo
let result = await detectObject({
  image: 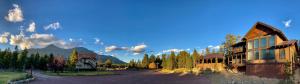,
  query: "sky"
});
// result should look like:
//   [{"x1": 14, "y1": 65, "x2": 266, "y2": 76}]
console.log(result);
[{"x1": 0, "y1": 0, "x2": 300, "y2": 62}]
